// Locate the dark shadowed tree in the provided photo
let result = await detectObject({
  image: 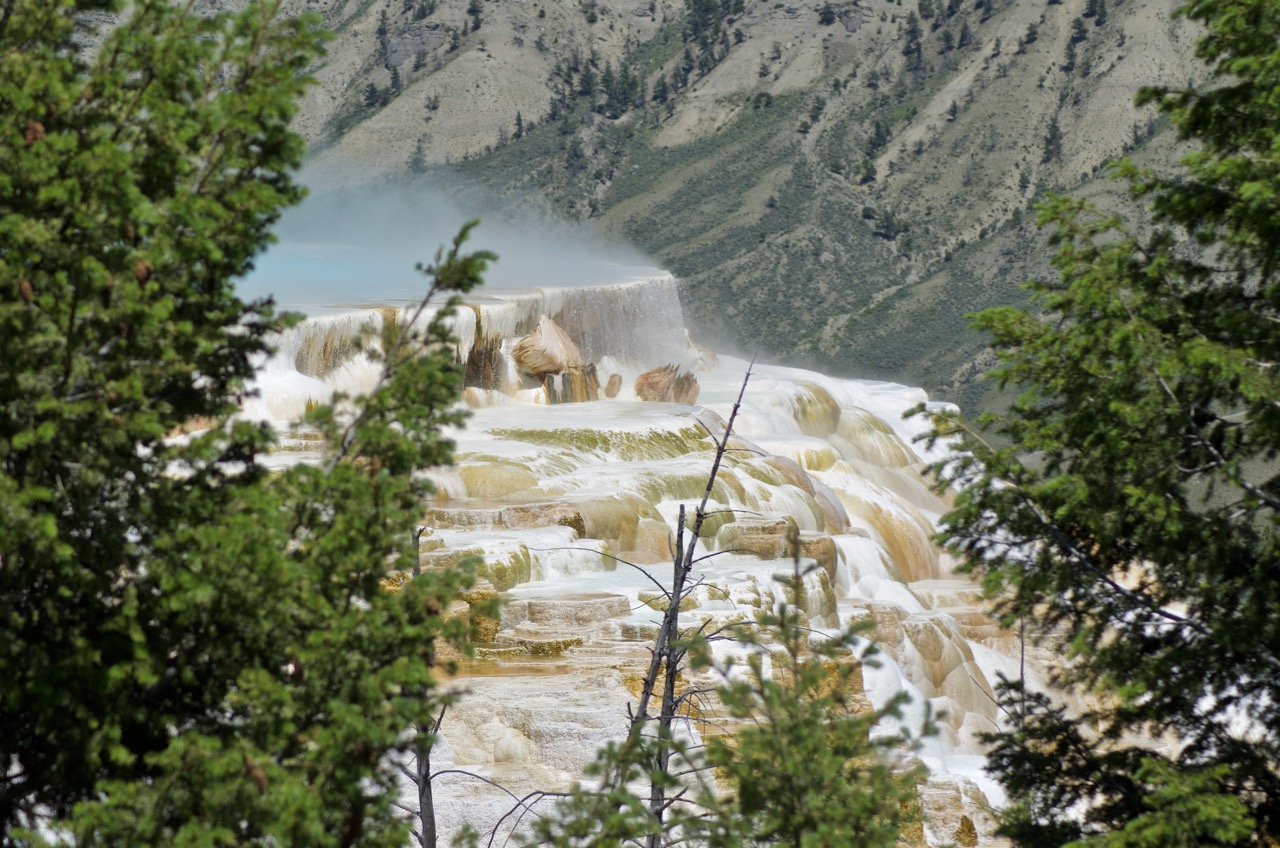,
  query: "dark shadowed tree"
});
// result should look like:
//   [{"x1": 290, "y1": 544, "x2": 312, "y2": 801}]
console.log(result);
[
  {"x1": 0, "y1": 2, "x2": 491, "y2": 843},
  {"x1": 928, "y1": 0, "x2": 1280, "y2": 844}
]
